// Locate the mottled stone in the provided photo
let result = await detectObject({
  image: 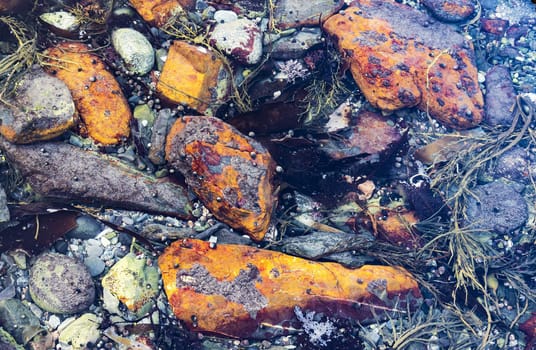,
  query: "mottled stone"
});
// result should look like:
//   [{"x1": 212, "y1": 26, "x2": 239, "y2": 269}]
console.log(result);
[
  {"x1": 112, "y1": 28, "x2": 155, "y2": 75},
  {"x1": 29, "y1": 253, "x2": 95, "y2": 314},
  {"x1": 421, "y1": 0, "x2": 476, "y2": 22},
  {"x1": 480, "y1": 18, "x2": 509, "y2": 35},
  {"x1": 273, "y1": 0, "x2": 345, "y2": 29},
  {"x1": 39, "y1": 11, "x2": 80, "y2": 37},
  {"x1": 58, "y1": 314, "x2": 102, "y2": 350},
  {"x1": 210, "y1": 18, "x2": 263, "y2": 65},
  {"x1": 148, "y1": 108, "x2": 176, "y2": 165},
  {"x1": 484, "y1": 65, "x2": 516, "y2": 126},
  {"x1": 0, "y1": 66, "x2": 76, "y2": 144},
  {"x1": 323, "y1": 0, "x2": 484, "y2": 129}
]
